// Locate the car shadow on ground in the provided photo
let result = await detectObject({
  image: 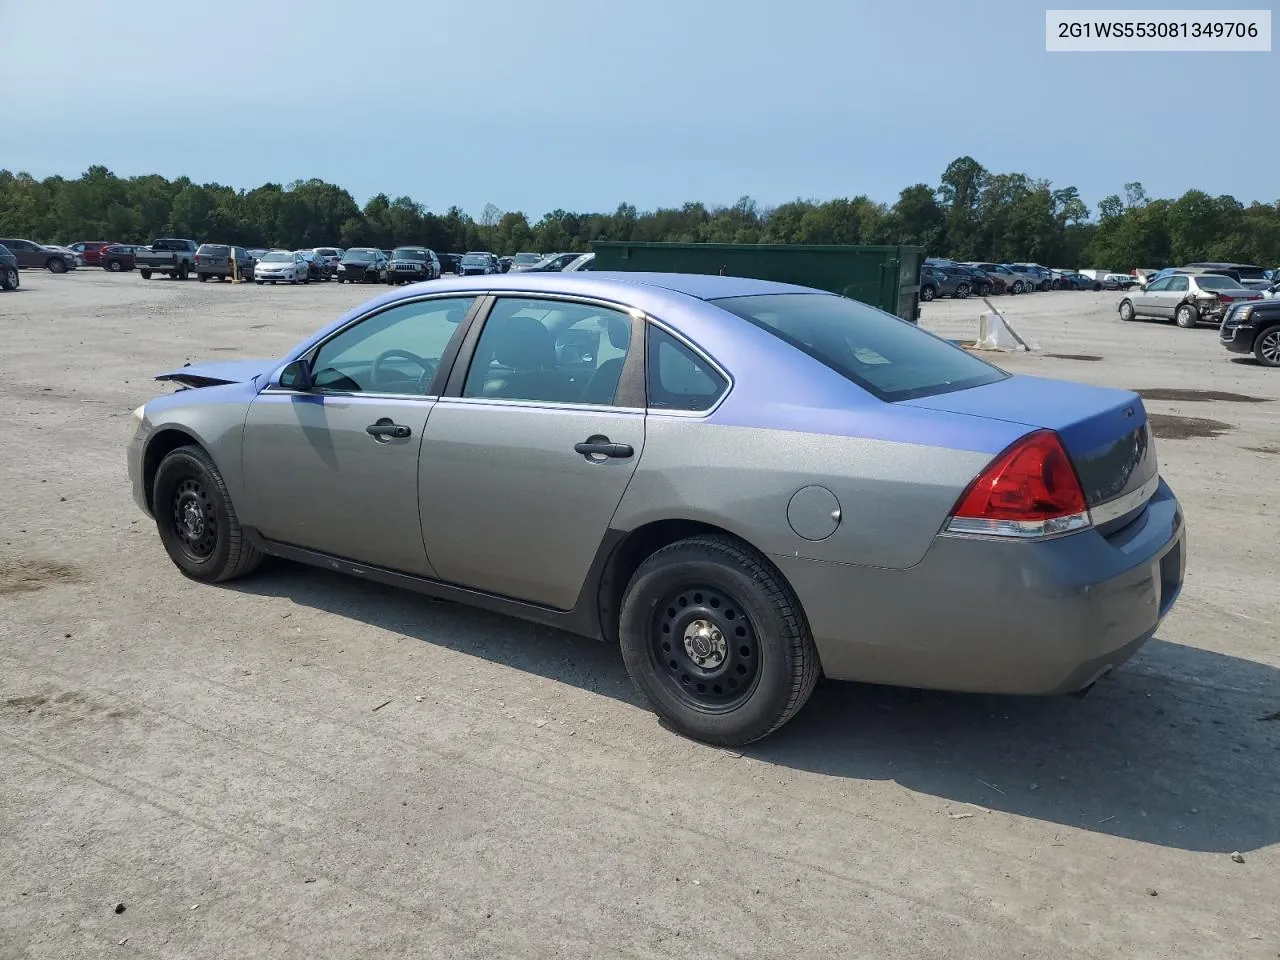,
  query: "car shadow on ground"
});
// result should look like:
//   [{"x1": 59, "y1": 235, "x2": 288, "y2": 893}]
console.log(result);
[{"x1": 231, "y1": 561, "x2": 1279, "y2": 854}]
